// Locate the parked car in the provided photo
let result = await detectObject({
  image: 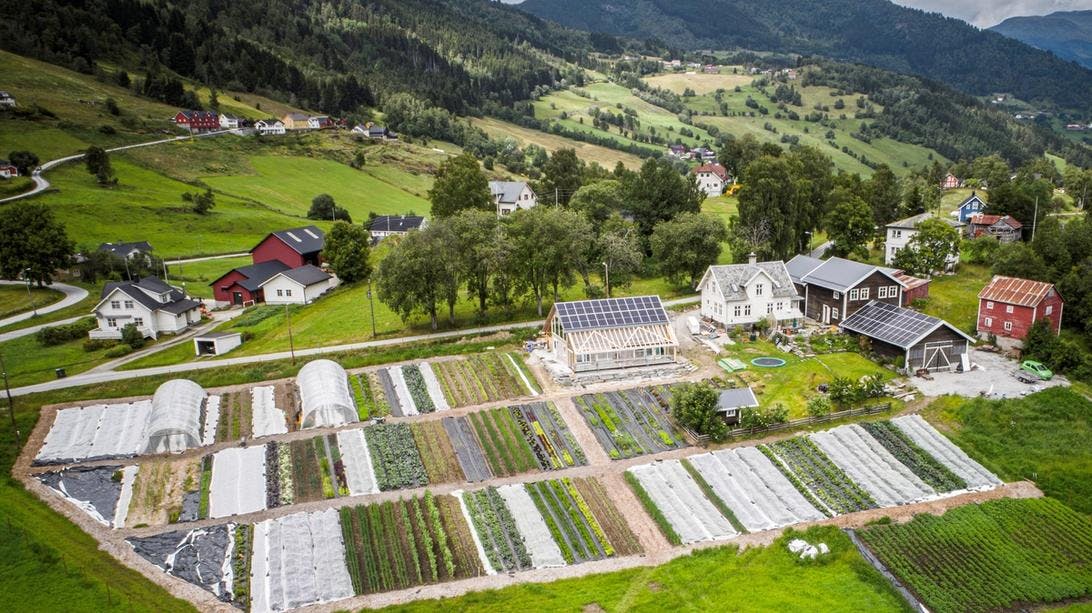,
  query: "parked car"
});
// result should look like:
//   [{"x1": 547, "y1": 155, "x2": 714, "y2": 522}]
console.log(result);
[{"x1": 1020, "y1": 360, "x2": 1053, "y2": 381}]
